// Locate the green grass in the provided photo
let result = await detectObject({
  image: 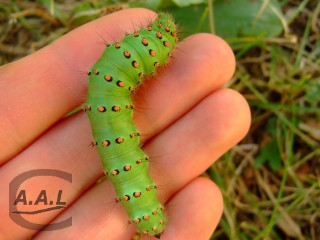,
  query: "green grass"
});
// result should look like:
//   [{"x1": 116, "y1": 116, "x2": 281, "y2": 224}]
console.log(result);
[
  {"x1": 208, "y1": 1, "x2": 320, "y2": 238},
  {"x1": 1, "y1": 0, "x2": 319, "y2": 239}
]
